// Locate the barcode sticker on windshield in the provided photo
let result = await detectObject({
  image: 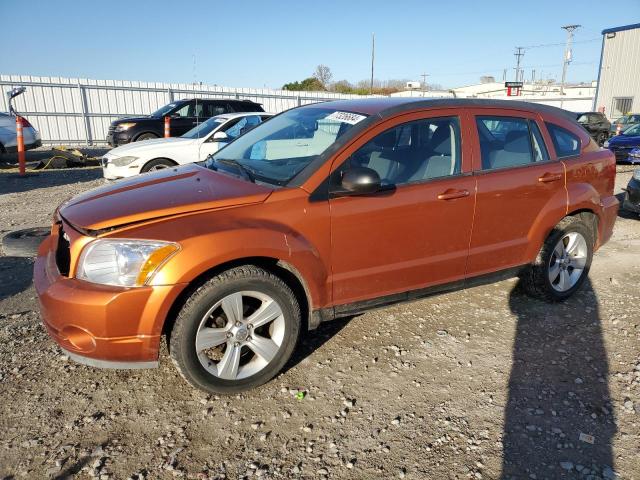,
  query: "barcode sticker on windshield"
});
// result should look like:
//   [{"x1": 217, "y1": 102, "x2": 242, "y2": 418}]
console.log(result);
[{"x1": 325, "y1": 111, "x2": 367, "y2": 125}]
